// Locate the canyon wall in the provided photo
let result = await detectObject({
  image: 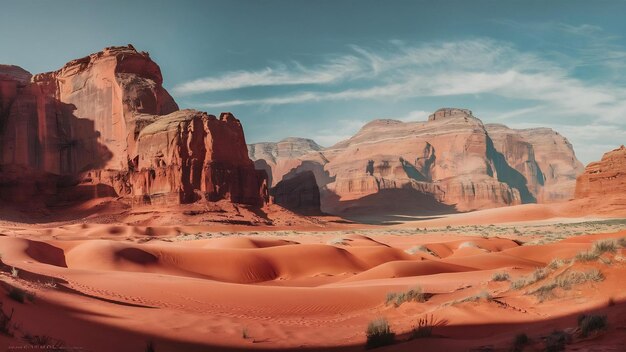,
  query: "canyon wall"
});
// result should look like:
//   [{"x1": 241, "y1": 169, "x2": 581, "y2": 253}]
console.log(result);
[
  {"x1": 575, "y1": 145, "x2": 626, "y2": 199},
  {"x1": 0, "y1": 46, "x2": 266, "y2": 207},
  {"x1": 249, "y1": 108, "x2": 583, "y2": 215}
]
